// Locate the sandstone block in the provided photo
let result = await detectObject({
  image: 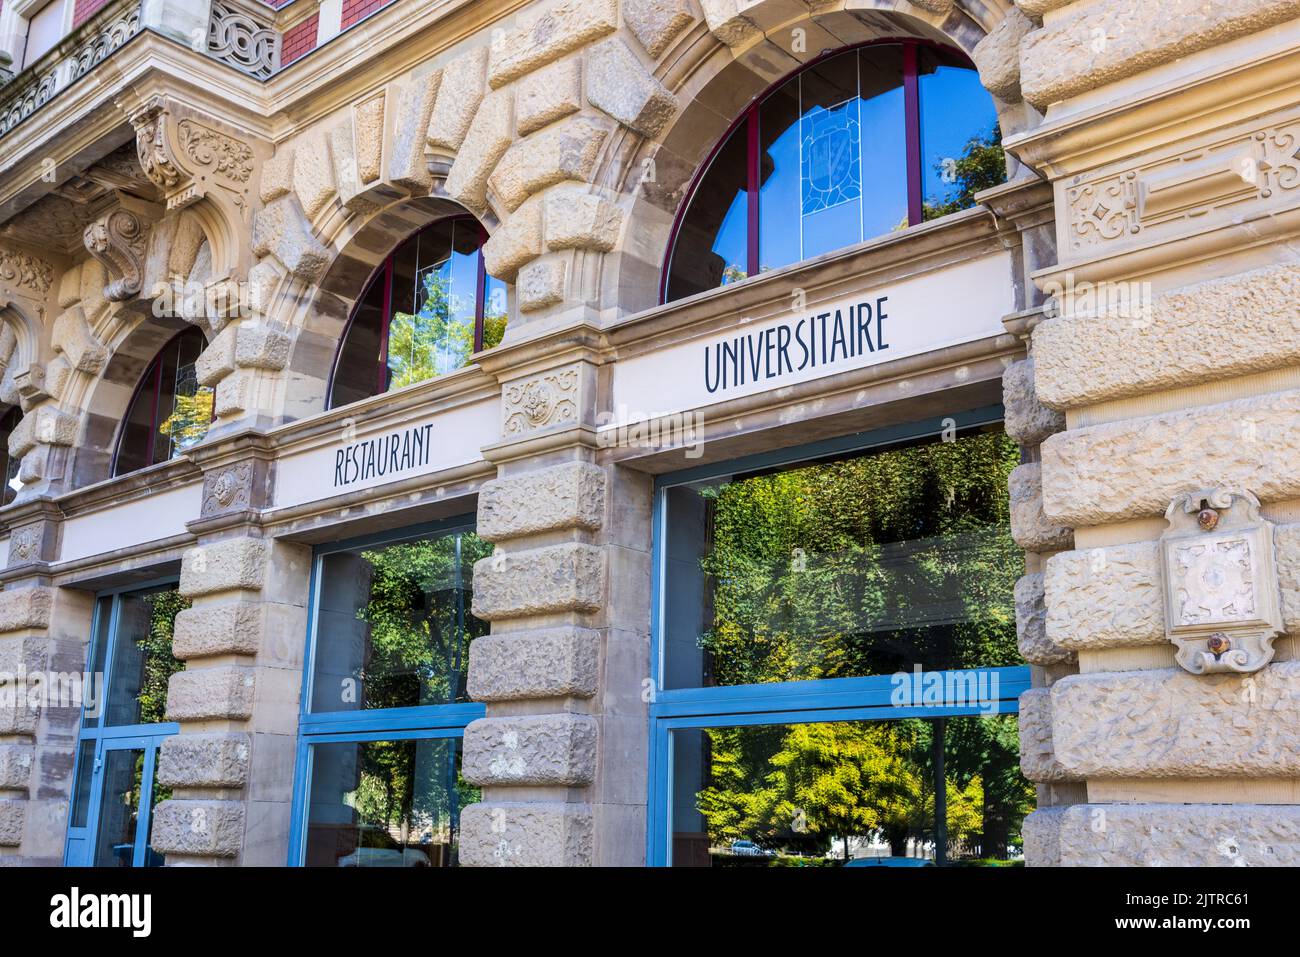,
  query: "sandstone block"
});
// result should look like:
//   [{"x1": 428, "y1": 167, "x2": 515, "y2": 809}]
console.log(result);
[
  {"x1": 517, "y1": 256, "x2": 568, "y2": 312},
  {"x1": 150, "y1": 799, "x2": 245, "y2": 858},
  {"x1": 1015, "y1": 573, "x2": 1074, "y2": 665},
  {"x1": 165, "y1": 667, "x2": 256, "y2": 722},
  {"x1": 467, "y1": 627, "x2": 600, "y2": 701},
  {"x1": 972, "y1": 6, "x2": 1033, "y2": 101},
  {"x1": 427, "y1": 46, "x2": 489, "y2": 151},
  {"x1": 477, "y1": 462, "x2": 606, "y2": 540},
  {"x1": 459, "y1": 801, "x2": 592, "y2": 866},
  {"x1": 444, "y1": 89, "x2": 514, "y2": 212},
  {"x1": 388, "y1": 69, "x2": 443, "y2": 191},
  {"x1": 173, "y1": 602, "x2": 262, "y2": 659},
  {"x1": 293, "y1": 132, "x2": 337, "y2": 220},
  {"x1": 625, "y1": 0, "x2": 695, "y2": 58},
  {"x1": 481, "y1": 194, "x2": 543, "y2": 281},
  {"x1": 0, "y1": 587, "x2": 53, "y2": 634},
  {"x1": 157, "y1": 733, "x2": 251, "y2": 788},
  {"x1": 488, "y1": 115, "x2": 612, "y2": 213},
  {"x1": 462, "y1": 714, "x2": 597, "y2": 786},
  {"x1": 585, "y1": 37, "x2": 678, "y2": 137},
  {"x1": 543, "y1": 186, "x2": 622, "y2": 251},
  {"x1": 471, "y1": 543, "x2": 605, "y2": 620},
  {"x1": 1043, "y1": 542, "x2": 1161, "y2": 650},
  {"x1": 516, "y1": 57, "x2": 582, "y2": 136},
  {"x1": 251, "y1": 196, "x2": 330, "y2": 282},
  {"x1": 487, "y1": 0, "x2": 618, "y2": 88},
  {"x1": 1009, "y1": 462, "x2": 1073, "y2": 553},
  {"x1": 1002, "y1": 358, "x2": 1062, "y2": 446},
  {"x1": 180, "y1": 538, "x2": 269, "y2": 598}
]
